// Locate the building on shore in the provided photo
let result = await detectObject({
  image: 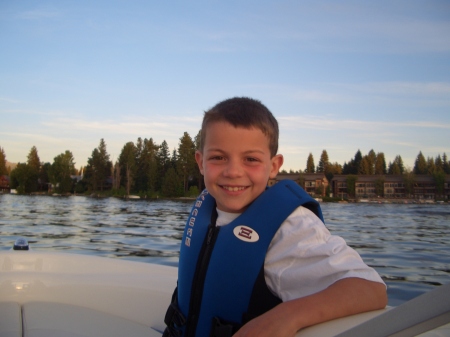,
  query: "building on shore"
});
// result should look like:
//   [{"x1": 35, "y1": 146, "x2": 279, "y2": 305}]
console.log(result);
[
  {"x1": 270, "y1": 173, "x2": 450, "y2": 201},
  {"x1": 0, "y1": 175, "x2": 10, "y2": 193},
  {"x1": 269, "y1": 173, "x2": 329, "y2": 197}
]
